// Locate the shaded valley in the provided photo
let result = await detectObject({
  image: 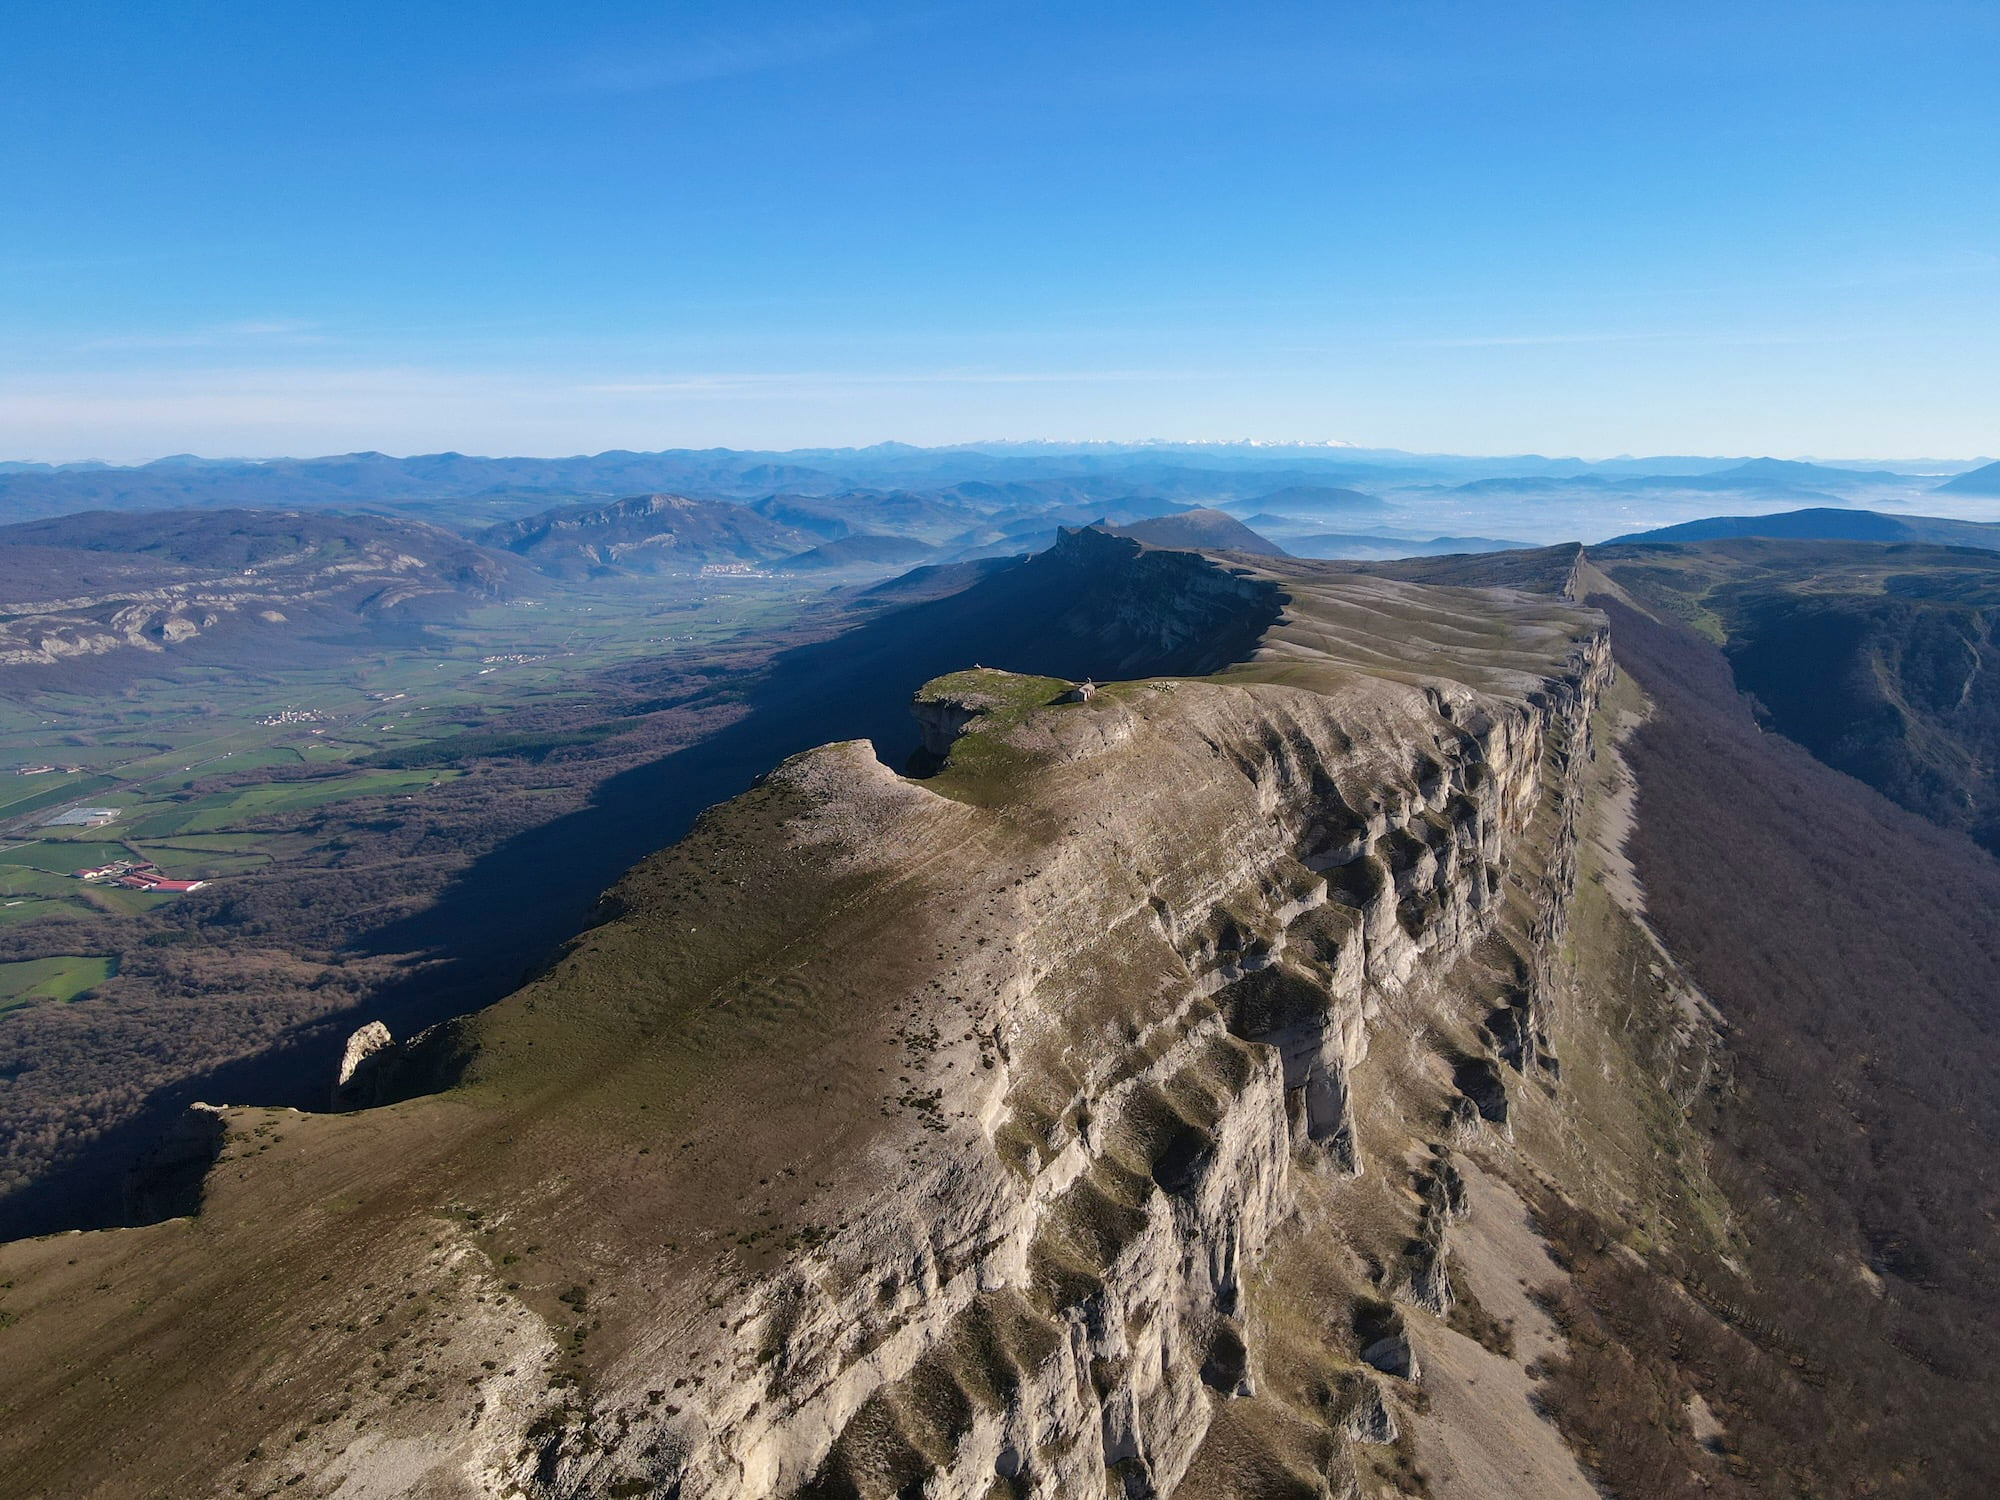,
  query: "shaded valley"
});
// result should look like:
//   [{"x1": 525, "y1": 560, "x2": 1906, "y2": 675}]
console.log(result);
[{"x1": 1592, "y1": 536, "x2": 2000, "y2": 853}]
